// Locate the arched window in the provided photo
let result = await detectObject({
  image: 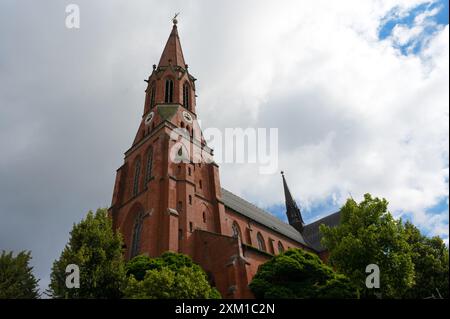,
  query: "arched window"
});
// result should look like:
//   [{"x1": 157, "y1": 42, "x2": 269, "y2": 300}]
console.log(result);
[
  {"x1": 203, "y1": 211, "x2": 206, "y2": 223},
  {"x1": 232, "y1": 222, "x2": 241, "y2": 240},
  {"x1": 164, "y1": 78, "x2": 174, "y2": 103},
  {"x1": 183, "y1": 82, "x2": 190, "y2": 109},
  {"x1": 150, "y1": 84, "x2": 156, "y2": 108},
  {"x1": 257, "y1": 232, "x2": 266, "y2": 251},
  {"x1": 130, "y1": 211, "x2": 144, "y2": 258},
  {"x1": 278, "y1": 241, "x2": 285, "y2": 254},
  {"x1": 188, "y1": 195, "x2": 192, "y2": 205},
  {"x1": 145, "y1": 147, "x2": 153, "y2": 182},
  {"x1": 132, "y1": 159, "x2": 141, "y2": 196}
]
